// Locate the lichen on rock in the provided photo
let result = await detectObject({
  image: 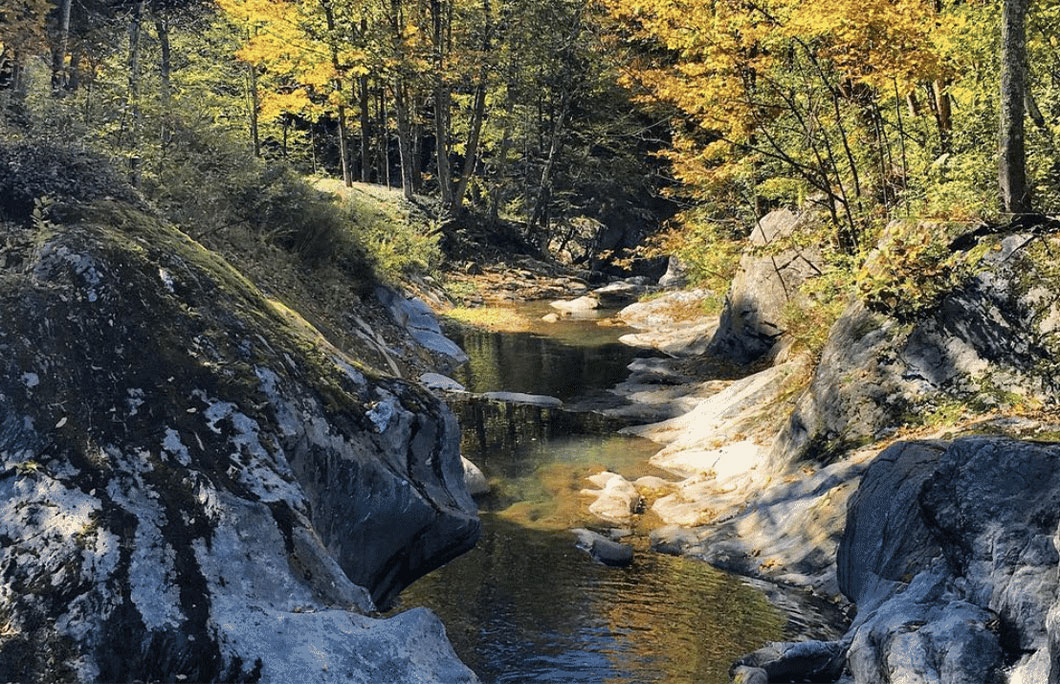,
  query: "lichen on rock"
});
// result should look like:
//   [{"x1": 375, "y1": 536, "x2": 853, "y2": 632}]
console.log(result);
[{"x1": 0, "y1": 203, "x2": 479, "y2": 682}]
